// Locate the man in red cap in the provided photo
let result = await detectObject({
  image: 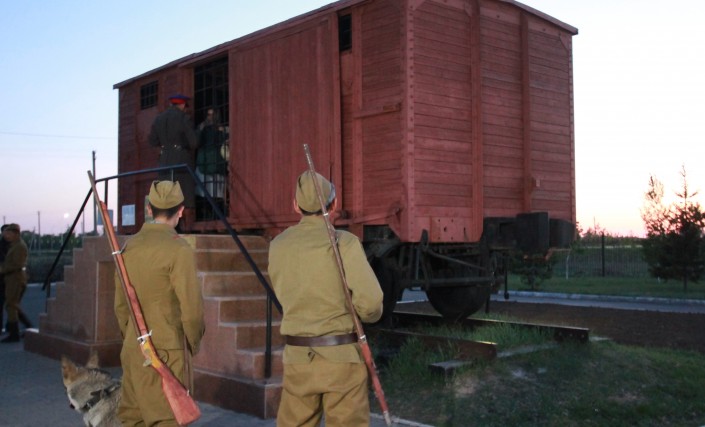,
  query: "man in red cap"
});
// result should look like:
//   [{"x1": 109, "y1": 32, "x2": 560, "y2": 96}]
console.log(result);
[{"x1": 148, "y1": 93, "x2": 199, "y2": 227}]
